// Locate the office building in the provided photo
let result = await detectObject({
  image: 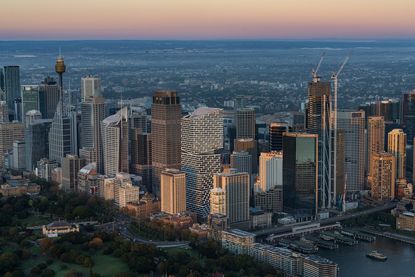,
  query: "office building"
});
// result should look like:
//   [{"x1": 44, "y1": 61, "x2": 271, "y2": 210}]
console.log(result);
[
  {"x1": 3, "y1": 66, "x2": 20, "y2": 112},
  {"x1": 254, "y1": 186, "x2": 283, "y2": 213},
  {"x1": 25, "y1": 110, "x2": 42, "y2": 127},
  {"x1": 370, "y1": 152, "x2": 396, "y2": 200},
  {"x1": 129, "y1": 106, "x2": 148, "y2": 132},
  {"x1": 234, "y1": 138, "x2": 258, "y2": 174},
  {"x1": 367, "y1": 116, "x2": 385, "y2": 174},
  {"x1": 12, "y1": 140, "x2": 26, "y2": 171},
  {"x1": 337, "y1": 110, "x2": 365, "y2": 192},
  {"x1": 80, "y1": 95, "x2": 105, "y2": 173},
  {"x1": 303, "y1": 255, "x2": 339, "y2": 277},
  {"x1": 306, "y1": 77, "x2": 332, "y2": 208},
  {"x1": 160, "y1": 169, "x2": 186, "y2": 215},
  {"x1": 38, "y1": 76, "x2": 60, "y2": 120},
  {"x1": 182, "y1": 107, "x2": 223, "y2": 218},
  {"x1": 81, "y1": 75, "x2": 101, "y2": 101},
  {"x1": 230, "y1": 151, "x2": 252, "y2": 175},
  {"x1": 236, "y1": 108, "x2": 256, "y2": 139},
  {"x1": 402, "y1": 90, "x2": 415, "y2": 144},
  {"x1": 130, "y1": 130, "x2": 152, "y2": 189},
  {"x1": 283, "y1": 132, "x2": 319, "y2": 215},
  {"x1": 113, "y1": 173, "x2": 140, "y2": 208},
  {"x1": 211, "y1": 169, "x2": 250, "y2": 229},
  {"x1": 61, "y1": 155, "x2": 84, "y2": 191},
  {"x1": 25, "y1": 119, "x2": 52, "y2": 171},
  {"x1": 78, "y1": 163, "x2": 101, "y2": 194},
  {"x1": 0, "y1": 101, "x2": 9, "y2": 123},
  {"x1": 0, "y1": 121, "x2": 24, "y2": 170},
  {"x1": 36, "y1": 159, "x2": 59, "y2": 182},
  {"x1": 102, "y1": 107, "x2": 129, "y2": 175},
  {"x1": 151, "y1": 91, "x2": 182, "y2": 197},
  {"x1": 269, "y1": 122, "x2": 289, "y2": 152},
  {"x1": 21, "y1": 85, "x2": 39, "y2": 120},
  {"x1": 258, "y1": 152, "x2": 283, "y2": 192},
  {"x1": 388, "y1": 129, "x2": 407, "y2": 179}
]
